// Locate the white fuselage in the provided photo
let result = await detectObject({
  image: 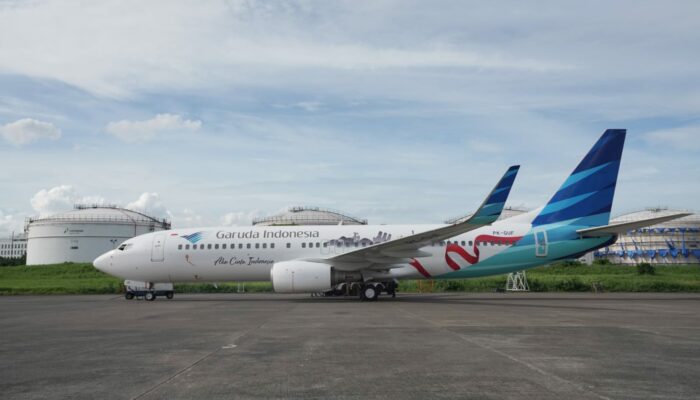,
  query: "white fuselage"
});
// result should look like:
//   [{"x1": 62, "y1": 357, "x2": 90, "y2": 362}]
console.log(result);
[{"x1": 94, "y1": 213, "x2": 536, "y2": 284}]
